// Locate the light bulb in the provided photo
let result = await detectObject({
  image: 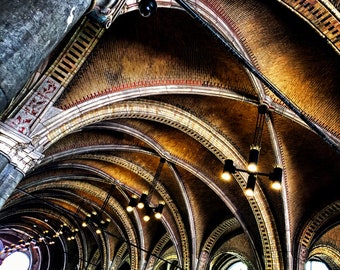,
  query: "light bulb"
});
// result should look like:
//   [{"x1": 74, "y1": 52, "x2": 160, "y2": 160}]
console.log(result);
[
  {"x1": 221, "y1": 171, "x2": 232, "y2": 181},
  {"x1": 245, "y1": 188, "x2": 254, "y2": 197},
  {"x1": 155, "y1": 212, "x2": 162, "y2": 219},
  {"x1": 271, "y1": 181, "x2": 281, "y2": 190},
  {"x1": 137, "y1": 201, "x2": 145, "y2": 209},
  {"x1": 247, "y1": 163, "x2": 257, "y2": 173}
]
